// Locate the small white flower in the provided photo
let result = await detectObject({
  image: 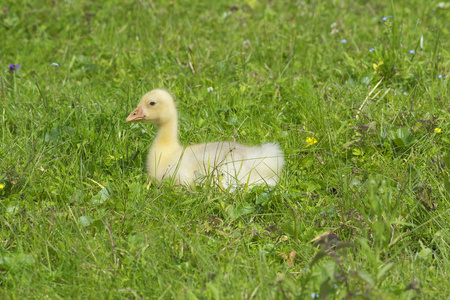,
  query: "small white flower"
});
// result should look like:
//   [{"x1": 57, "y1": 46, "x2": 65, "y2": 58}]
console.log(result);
[
  {"x1": 243, "y1": 39, "x2": 251, "y2": 48},
  {"x1": 51, "y1": 63, "x2": 59, "y2": 67},
  {"x1": 207, "y1": 87, "x2": 214, "y2": 93}
]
